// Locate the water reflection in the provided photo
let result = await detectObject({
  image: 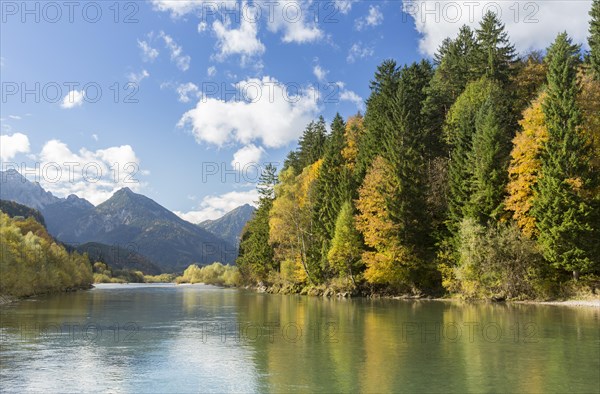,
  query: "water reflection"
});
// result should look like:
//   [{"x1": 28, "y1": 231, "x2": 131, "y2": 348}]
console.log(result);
[{"x1": 1, "y1": 284, "x2": 598, "y2": 393}]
